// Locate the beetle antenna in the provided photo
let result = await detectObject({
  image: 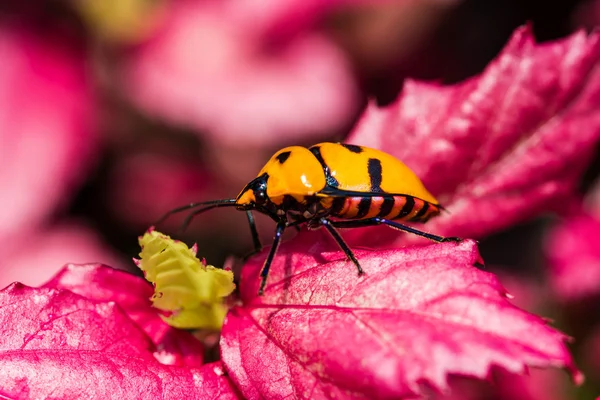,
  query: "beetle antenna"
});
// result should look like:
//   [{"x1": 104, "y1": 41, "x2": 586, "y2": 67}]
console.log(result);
[
  {"x1": 155, "y1": 199, "x2": 237, "y2": 226},
  {"x1": 179, "y1": 202, "x2": 240, "y2": 233}
]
